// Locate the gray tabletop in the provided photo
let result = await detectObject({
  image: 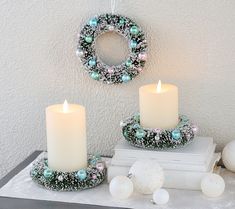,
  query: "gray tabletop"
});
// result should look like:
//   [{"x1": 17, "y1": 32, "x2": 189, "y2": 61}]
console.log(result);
[{"x1": 0, "y1": 151, "x2": 127, "y2": 209}]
